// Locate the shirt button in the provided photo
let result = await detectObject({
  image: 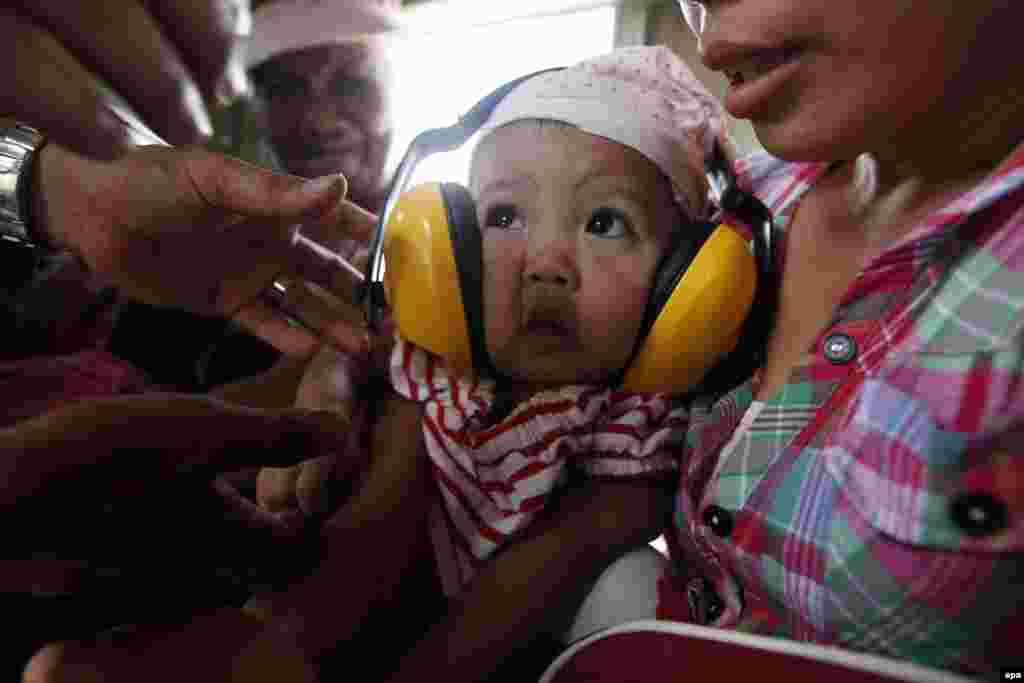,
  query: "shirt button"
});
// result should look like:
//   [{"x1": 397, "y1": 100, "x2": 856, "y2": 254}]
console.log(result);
[
  {"x1": 823, "y1": 332, "x2": 857, "y2": 364},
  {"x1": 951, "y1": 492, "x2": 1008, "y2": 537},
  {"x1": 702, "y1": 505, "x2": 734, "y2": 538},
  {"x1": 685, "y1": 577, "x2": 724, "y2": 624}
]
